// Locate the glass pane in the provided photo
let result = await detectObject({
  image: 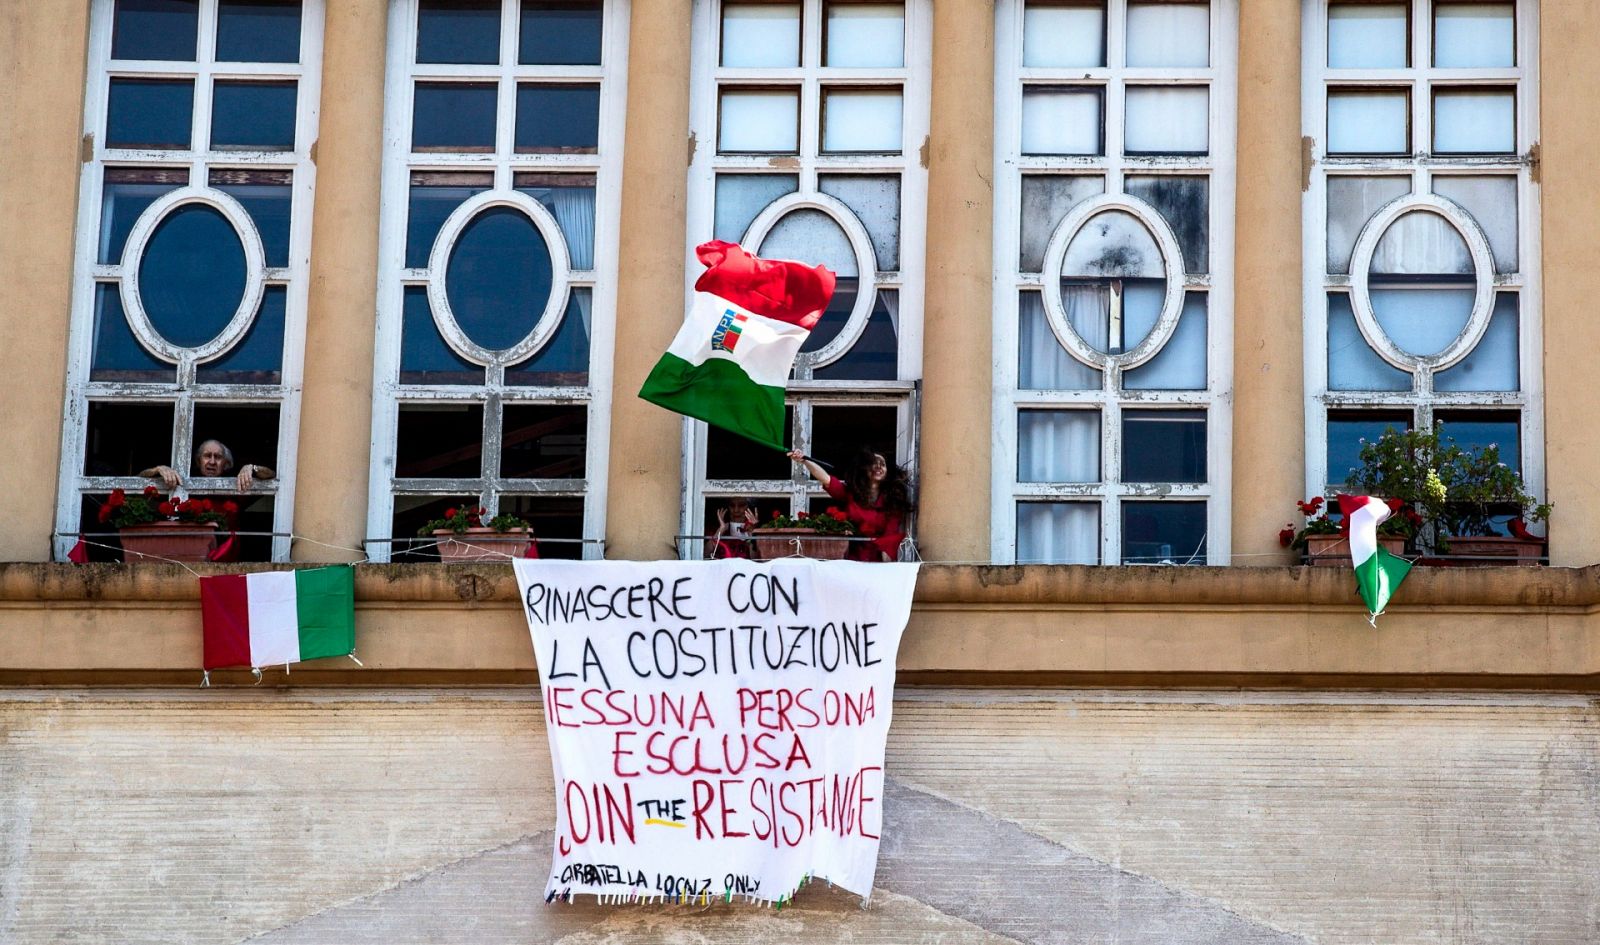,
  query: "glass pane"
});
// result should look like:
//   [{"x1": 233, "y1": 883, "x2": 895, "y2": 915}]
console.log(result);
[
  {"x1": 90, "y1": 284, "x2": 170, "y2": 382},
  {"x1": 1432, "y1": 176, "x2": 1517, "y2": 273},
  {"x1": 400, "y1": 286, "x2": 482, "y2": 384},
  {"x1": 396, "y1": 403, "x2": 484, "y2": 477},
  {"x1": 210, "y1": 81, "x2": 297, "y2": 150},
  {"x1": 1023, "y1": 2, "x2": 1105, "y2": 68},
  {"x1": 1327, "y1": 90, "x2": 1408, "y2": 154},
  {"x1": 1434, "y1": 2, "x2": 1515, "y2": 68},
  {"x1": 1327, "y1": 412, "x2": 1410, "y2": 487},
  {"x1": 99, "y1": 173, "x2": 181, "y2": 264},
  {"x1": 1372, "y1": 210, "x2": 1472, "y2": 275},
  {"x1": 138, "y1": 204, "x2": 247, "y2": 348},
  {"x1": 1124, "y1": 86, "x2": 1208, "y2": 155},
  {"x1": 1018, "y1": 503, "x2": 1100, "y2": 565},
  {"x1": 112, "y1": 0, "x2": 198, "y2": 61},
  {"x1": 812, "y1": 289, "x2": 898, "y2": 381},
  {"x1": 501, "y1": 404, "x2": 587, "y2": 478},
  {"x1": 197, "y1": 285, "x2": 285, "y2": 384},
  {"x1": 515, "y1": 176, "x2": 597, "y2": 270},
  {"x1": 446, "y1": 207, "x2": 555, "y2": 351},
  {"x1": 1122, "y1": 410, "x2": 1205, "y2": 483},
  {"x1": 1328, "y1": 3, "x2": 1407, "y2": 68},
  {"x1": 1019, "y1": 175, "x2": 1104, "y2": 272},
  {"x1": 819, "y1": 174, "x2": 900, "y2": 270},
  {"x1": 1435, "y1": 293, "x2": 1518, "y2": 392},
  {"x1": 1125, "y1": 176, "x2": 1208, "y2": 275},
  {"x1": 412, "y1": 83, "x2": 497, "y2": 151},
  {"x1": 1437, "y1": 412, "x2": 1519, "y2": 472},
  {"x1": 1433, "y1": 89, "x2": 1515, "y2": 154},
  {"x1": 1018, "y1": 410, "x2": 1099, "y2": 482},
  {"x1": 1327, "y1": 293, "x2": 1411, "y2": 391},
  {"x1": 190, "y1": 403, "x2": 280, "y2": 480},
  {"x1": 719, "y1": 89, "x2": 800, "y2": 153},
  {"x1": 1019, "y1": 291, "x2": 1099, "y2": 390},
  {"x1": 1059, "y1": 279, "x2": 1160, "y2": 356},
  {"x1": 713, "y1": 174, "x2": 799, "y2": 244},
  {"x1": 822, "y1": 89, "x2": 902, "y2": 153},
  {"x1": 406, "y1": 179, "x2": 490, "y2": 268},
  {"x1": 217, "y1": 0, "x2": 302, "y2": 63},
  {"x1": 1062, "y1": 210, "x2": 1164, "y2": 278},
  {"x1": 721, "y1": 3, "x2": 801, "y2": 67},
  {"x1": 515, "y1": 84, "x2": 601, "y2": 152},
  {"x1": 508, "y1": 288, "x2": 592, "y2": 386},
  {"x1": 810, "y1": 406, "x2": 898, "y2": 471},
  {"x1": 1121, "y1": 502, "x2": 1206, "y2": 565},
  {"x1": 800, "y1": 278, "x2": 858, "y2": 352},
  {"x1": 759, "y1": 209, "x2": 857, "y2": 275},
  {"x1": 825, "y1": 2, "x2": 904, "y2": 67},
  {"x1": 1021, "y1": 87, "x2": 1102, "y2": 155},
  {"x1": 1325, "y1": 176, "x2": 1410, "y2": 274},
  {"x1": 705, "y1": 407, "x2": 793, "y2": 478},
  {"x1": 84, "y1": 401, "x2": 174, "y2": 476},
  {"x1": 213, "y1": 178, "x2": 292, "y2": 268},
  {"x1": 500, "y1": 496, "x2": 587, "y2": 559},
  {"x1": 521, "y1": 0, "x2": 604, "y2": 65},
  {"x1": 1124, "y1": 292, "x2": 1206, "y2": 390},
  {"x1": 417, "y1": 0, "x2": 500, "y2": 64},
  {"x1": 106, "y1": 78, "x2": 194, "y2": 149},
  {"x1": 1370, "y1": 286, "x2": 1475, "y2": 358},
  {"x1": 1125, "y1": 2, "x2": 1208, "y2": 68}
]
